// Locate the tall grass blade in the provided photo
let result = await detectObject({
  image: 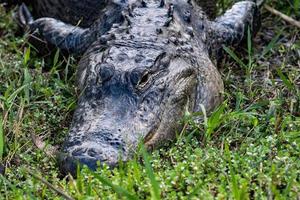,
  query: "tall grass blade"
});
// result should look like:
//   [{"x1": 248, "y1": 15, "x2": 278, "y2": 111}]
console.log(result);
[
  {"x1": 283, "y1": 173, "x2": 296, "y2": 197},
  {"x1": 76, "y1": 165, "x2": 83, "y2": 194},
  {"x1": 247, "y1": 26, "x2": 252, "y2": 69},
  {"x1": 7, "y1": 84, "x2": 28, "y2": 105},
  {"x1": 260, "y1": 29, "x2": 283, "y2": 58},
  {"x1": 206, "y1": 101, "x2": 227, "y2": 139},
  {"x1": 92, "y1": 172, "x2": 138, "y2": 200},
  {"x1": 26, "y1": 169, "x2": 75, "y2": 200},
  {"x1": 0, "y1": 175, "x2": 17, "y2": 190},
  {"x1": 295, "y1": 0, "x2": 300, "y2": 13},
  {"x1": 276, "y1": 68, "x2": 295, "y2": 92},
  {"x1": 223, "y1": 45, "x2": 247, "y2": 69},
  {"x1": 188, "y1": 181, "x2": 203, "y2": 198},
  {"x1": 141, "y1": 146, "x2": 161, "y2": 200},
  {"x1": 53, "y1": 49, "x2": 60, "y2": 69},
  {"x1": 23, "y1": 68, "x2": 31, "y2": 103},
  {"x1": 225, "y1": 143, "x2": 240, "y2": 200},
  {"x1": 23, "y1": 47, "x2": 30, "y2": 66},
  {"x1": 0, "y1": 117, "x2": 4, "y2": 159}
]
